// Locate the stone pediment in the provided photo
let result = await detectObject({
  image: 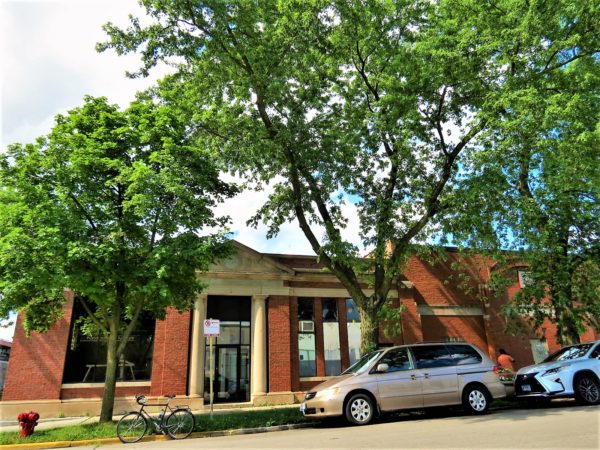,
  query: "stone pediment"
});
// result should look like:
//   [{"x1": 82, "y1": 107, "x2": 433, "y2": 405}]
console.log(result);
[{"x1": 209, "y1": 241, "x2": 294, "y2": 276}]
